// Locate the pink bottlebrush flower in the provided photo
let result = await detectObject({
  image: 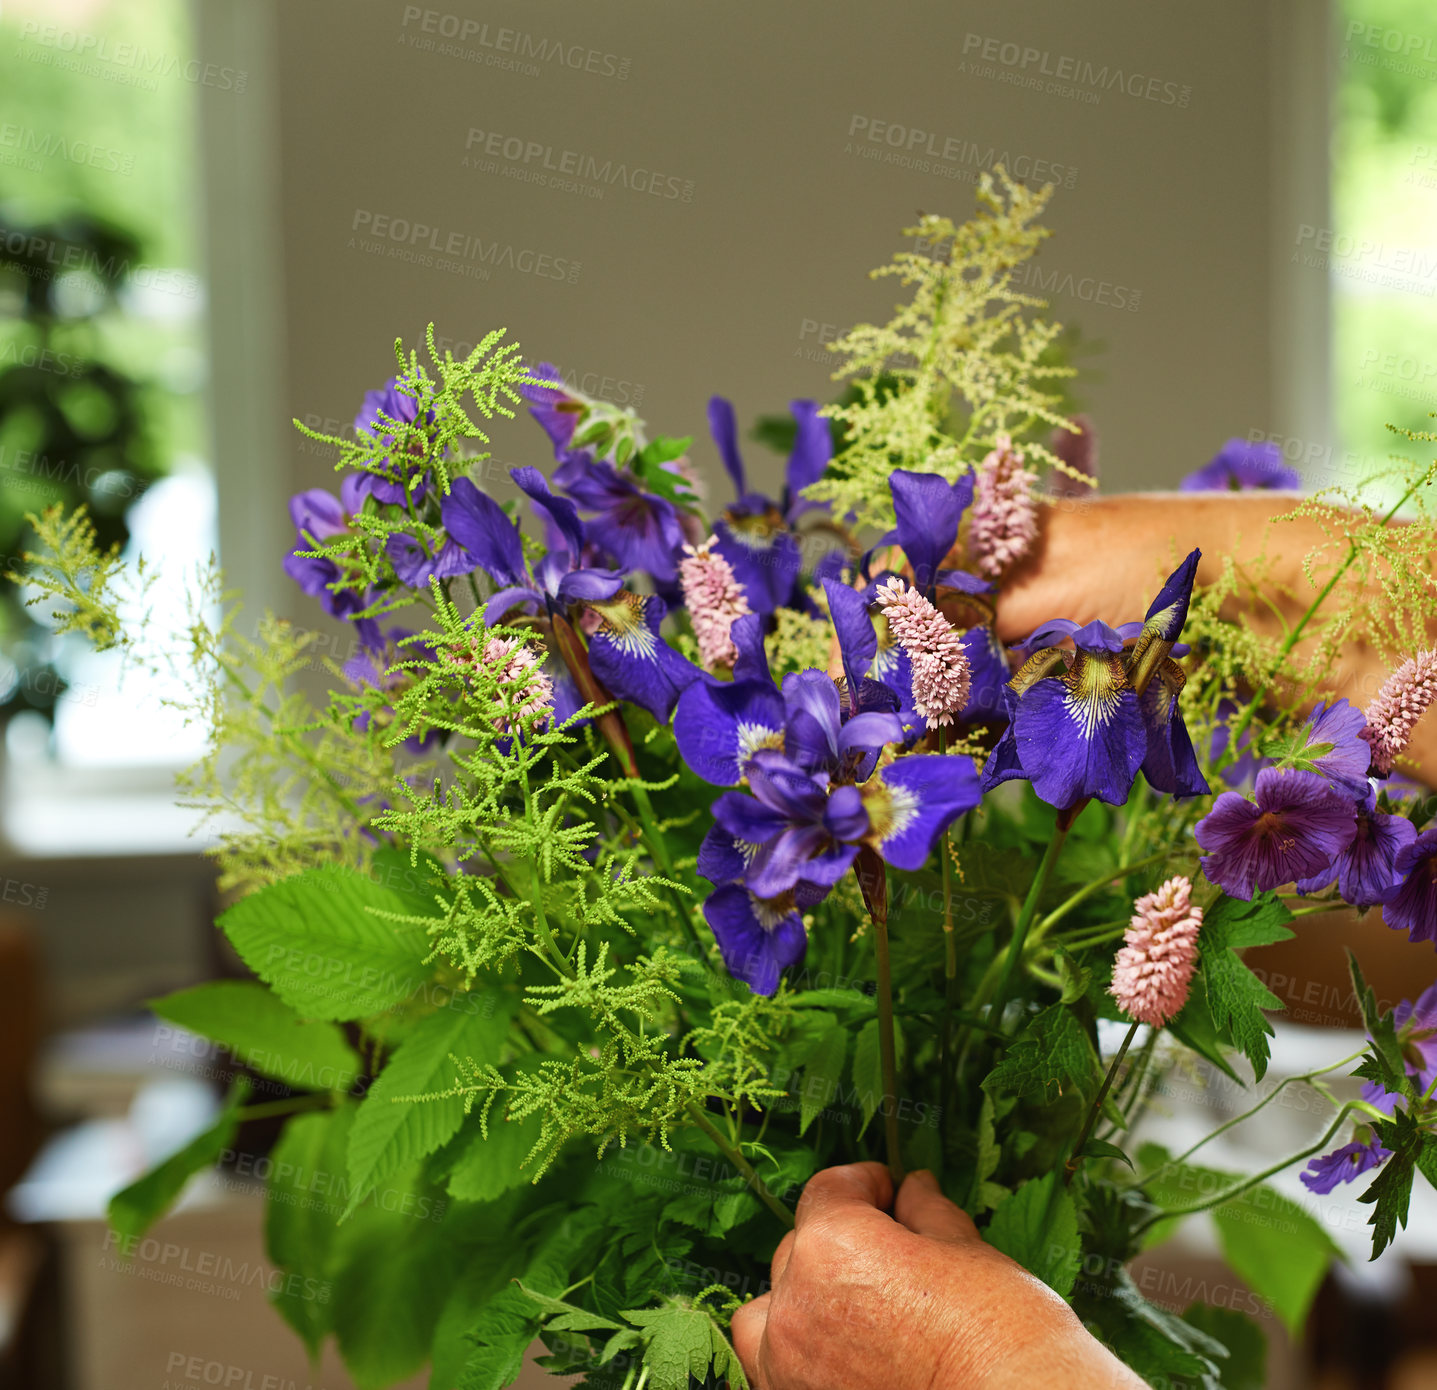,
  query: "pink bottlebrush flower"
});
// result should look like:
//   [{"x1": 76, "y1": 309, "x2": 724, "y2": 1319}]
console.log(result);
[
  {"x1": 970, "y1": 433, "x2": 1039, "y2": 579},
  {"x1": 1360, "y1": 649, "x2": 1437, "y2": 775},
  {"x1": 874, "y1": 577, "x2": 971, "y2": 727},
  {"x1": 468, "y1": 635, "x2": 554, "y2": 733},
  {"x1": 679, "y1": 537, "x2": 752, "y2": 670},
  {"x1": 1109, "y1": 876, "x2": 1203, "y2": 1027}
]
